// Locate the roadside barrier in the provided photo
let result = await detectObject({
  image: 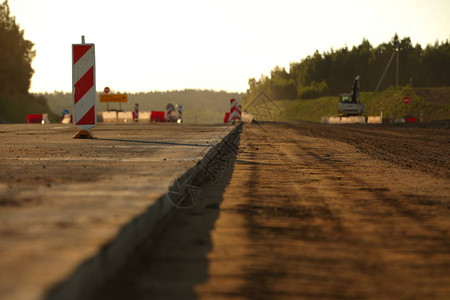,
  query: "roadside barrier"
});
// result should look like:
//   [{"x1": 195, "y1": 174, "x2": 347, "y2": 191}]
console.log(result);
[
  {"x1": 367, "y1": 116, "x2": 382, "y2": 124},
  {"x1": 328, "y1": 117, "x2": 341, "y2": 124},
  {"x1": 42, "y1": 114, "x2": 50, "y2": 124},
  {"x1": 151, "y1": 111, "x2": 166, "y2": 122},
  {"x1": 117, "y1": 112, "x2": 134, "y2": 123},
  {"x1": 322, "y1": 116, "x2": 368, "y2": 124},
  {"x1": 61, "y1": 114, "x2": 72, "y2": 124},
  {"x1": 102, "y1": 111, "x2": 118, "y2": 123},
  {"x1": 405, "y1": 117, "x2": 418, "y2": 123},
  {"x1": 27, "y1": 114, "x2": 42, "y2": 124},
  {"x1": 224, "y1": 112, "x2": 230, "y2": 123},
  {"x1": 138, "y1": 111, "x2": 150, "y2": 122}
]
